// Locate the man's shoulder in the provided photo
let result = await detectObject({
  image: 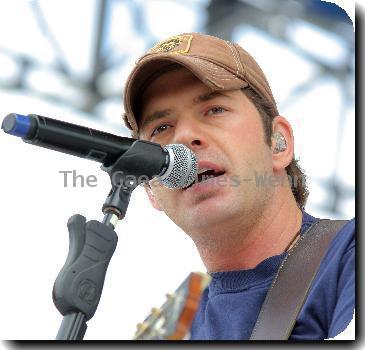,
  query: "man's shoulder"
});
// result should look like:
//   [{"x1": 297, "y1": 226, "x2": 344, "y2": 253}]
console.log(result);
[
  {"x1": 332, "y1": 216, "x2": 355, "y2": 243},
  {"x1": 302, "y1": 211, "x2": 355, "y2": 280},
  {"x1": 292, "y1": 213, "x2": 355, "y2": 339},
  {"x1": 327, "y1": 216, "x2": 355, "y2": 272},
  {"x1": 303, "y1": 213, "x2": 355, "y2": 300},
  {"x1": 302, "y1": 211, "x2": 355, "y2": 250}
]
